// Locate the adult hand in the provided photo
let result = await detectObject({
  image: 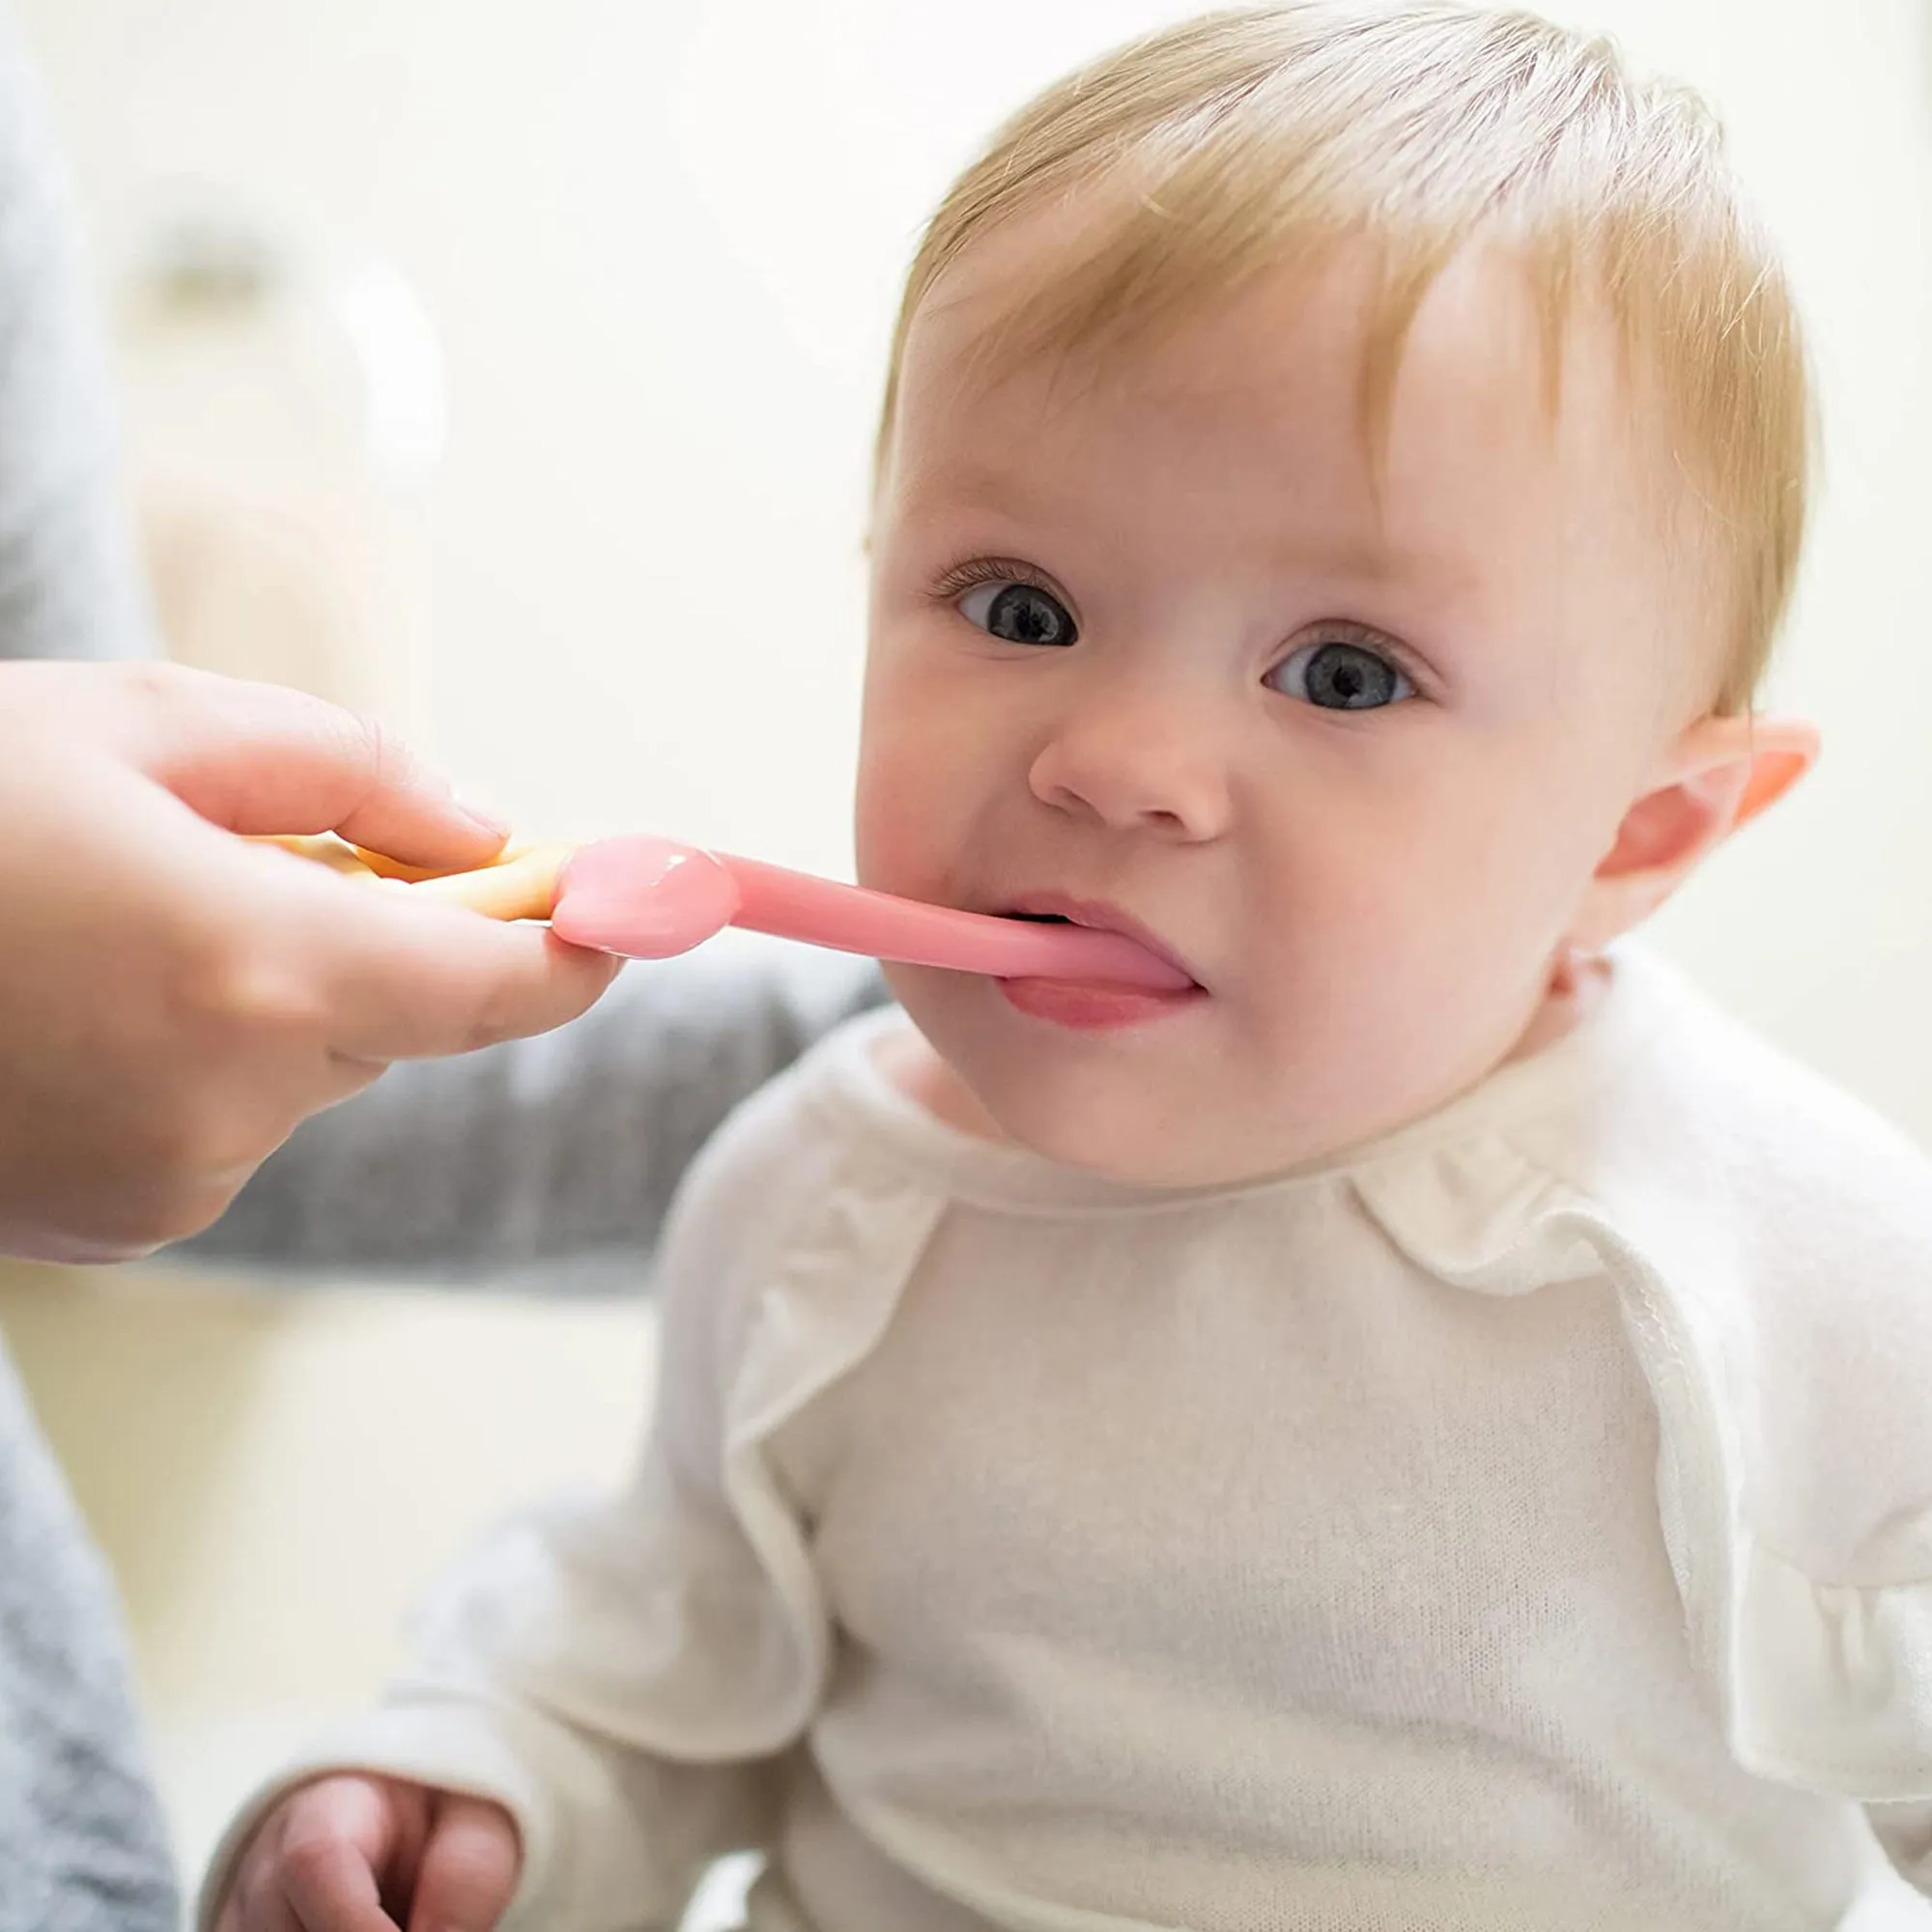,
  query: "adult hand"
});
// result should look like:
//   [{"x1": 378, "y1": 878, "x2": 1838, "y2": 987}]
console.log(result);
[
  {"x1": 215, "y1": 1775, "x2": 520, "y2": 1932},
  {"x1": 0, "y1": 660, "x2": 619, "y2": 1263}
]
